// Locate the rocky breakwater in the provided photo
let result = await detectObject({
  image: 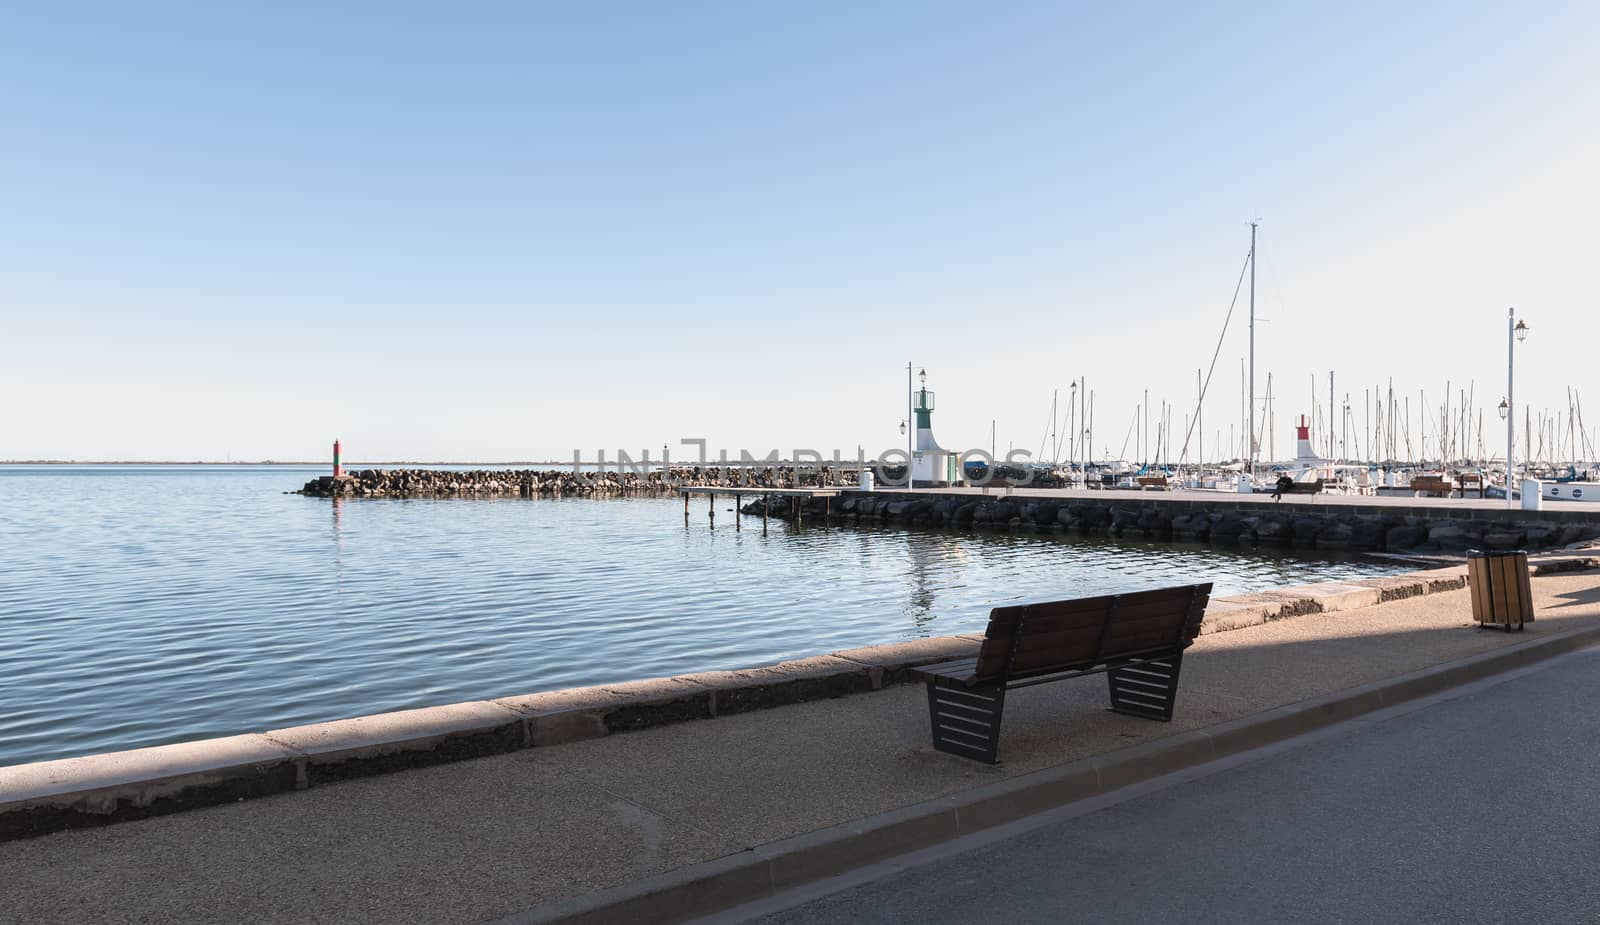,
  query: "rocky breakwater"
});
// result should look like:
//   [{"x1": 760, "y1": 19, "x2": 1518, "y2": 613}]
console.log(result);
[
  {"x1": 297, "y1": 466, "x2": 861, "y2": 498},
  {"x1": 742, "y1": 492, "x2": 1600, "y2": 554}
]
